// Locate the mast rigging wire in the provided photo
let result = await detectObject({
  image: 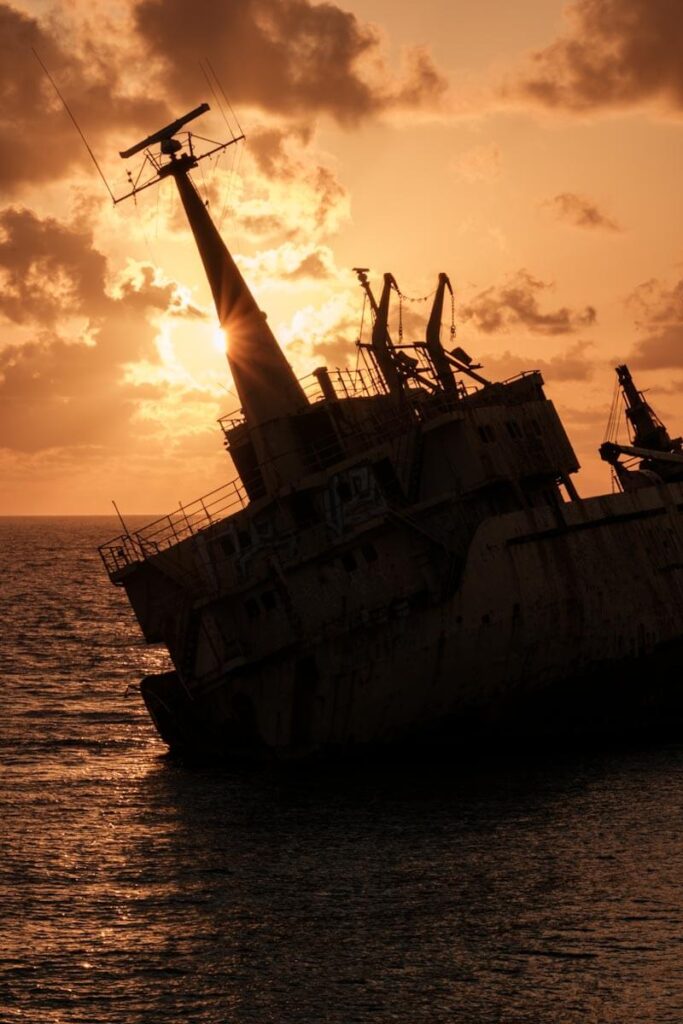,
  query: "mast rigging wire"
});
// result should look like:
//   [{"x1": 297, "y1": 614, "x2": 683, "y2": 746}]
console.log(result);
[
  {"x1": 199, "y1": 59, "x2": 234, "y2": 138},
  {"x1": 32, "y1": 48, "x2": 116, "y2": 203},
  {"x1": 206, "y1": 57, "x2": 244, "y2": 138},
  {"x1": 219, "y1": 138, "x2": 243, "y2": 231},
  {"x1": 198, "y1": 59, "x2": 244, "y2": 230}
]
